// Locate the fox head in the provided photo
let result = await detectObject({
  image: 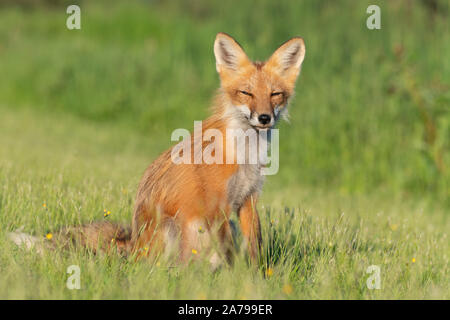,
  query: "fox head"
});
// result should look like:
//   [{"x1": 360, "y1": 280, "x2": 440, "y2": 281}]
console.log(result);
[{"x1": 214, "y1": 32, "x2": 305, "y2": 130}]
